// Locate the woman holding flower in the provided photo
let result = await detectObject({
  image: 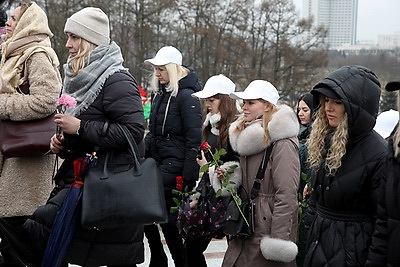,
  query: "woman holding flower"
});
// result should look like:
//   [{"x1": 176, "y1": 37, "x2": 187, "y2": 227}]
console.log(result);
[
  {"x1": 221, "y1": 80, "x2": 300, "y2": 266},
  {"x1": 0, "y1": 2, "x2": 61, "y2": 265},
  {"x1": 22, "y1": 7, "x2": 145, "y2": 266},
  {"x1": 187, "y1": 74, "x2": 241, "y2": 267}
]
